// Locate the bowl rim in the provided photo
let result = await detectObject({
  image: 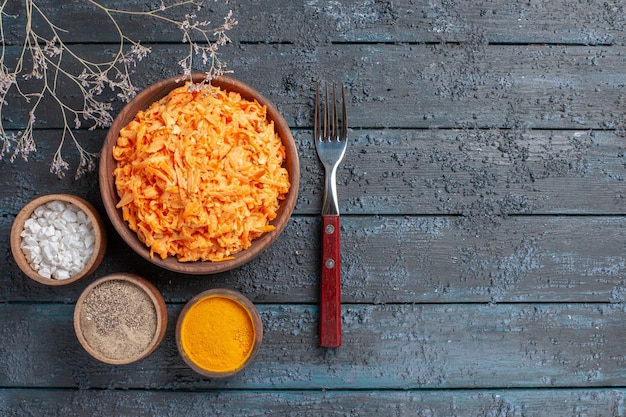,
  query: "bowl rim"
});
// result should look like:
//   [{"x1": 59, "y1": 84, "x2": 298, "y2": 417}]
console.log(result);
[
  {"x1": 99, "y1": 74, "x2": 300, "y2": 275},
  {"x1": 73, "y1": 272, "x2": 168, "y2": 365},
  {"x1": 10, "y1": 193, "x2": 107, "y2": 286},
  {"x1": 175, "y1": 288, "x2": 263, "y2": 378}
]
